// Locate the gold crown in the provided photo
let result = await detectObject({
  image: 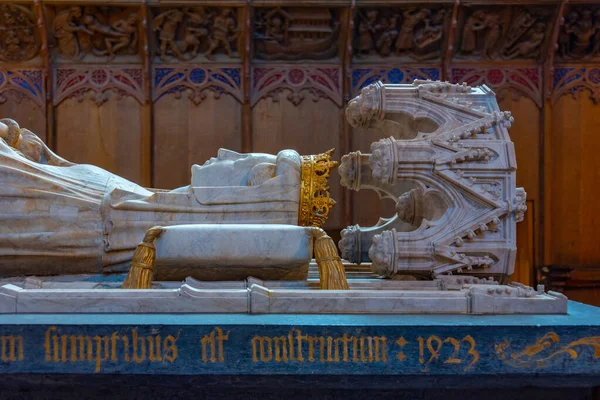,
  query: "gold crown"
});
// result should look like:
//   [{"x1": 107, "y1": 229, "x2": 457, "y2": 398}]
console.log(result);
[{"x1": 298, "y1": 149, "x2": 338, "y2": 227}]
